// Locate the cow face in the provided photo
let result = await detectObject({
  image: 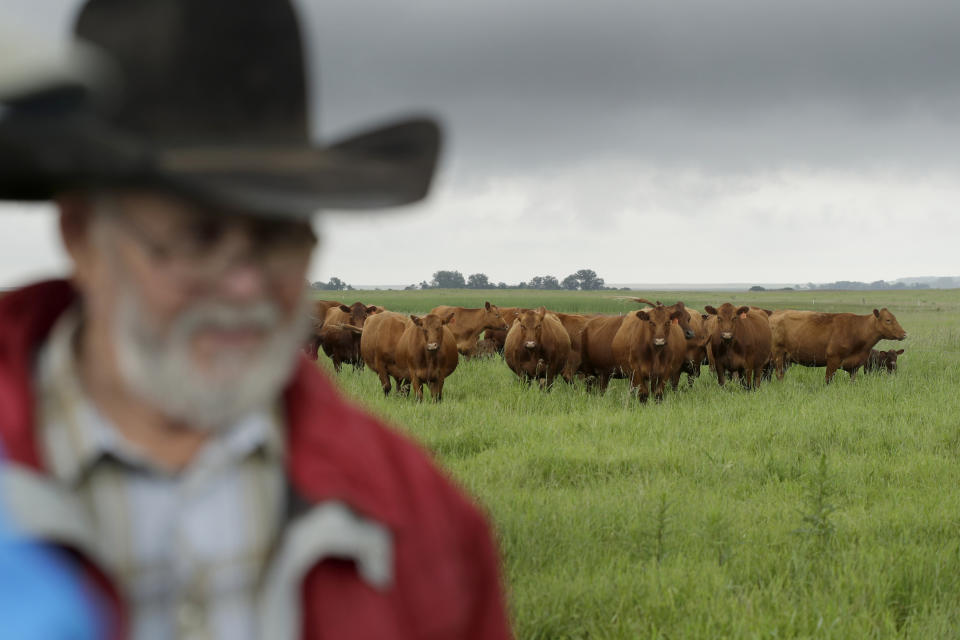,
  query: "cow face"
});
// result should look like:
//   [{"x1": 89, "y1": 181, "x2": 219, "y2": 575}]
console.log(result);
[
  {"x1": 882, "y1": 348, "x2": 904, "y2": 372},
  {"x1": 873, "y1": 308, "x2": 907, "y2": 340},
  {"x1": 483, "y1": 301, "x2": 509, "y2": 329},
  {"x1": 636, "y1": 306, "x2": 683, "y2": 349},
  {"x1": 517, "y1": 307, "x2": 547, "y2": 350},
  {"x1": 411, "y1": 313, "x2": 454, "y2": 352},
  {"x1": 337, "y1": 302, "x2": 378, "y2": 330},
  {"x1": 704, "y1": 303, "x2": 749, "y2": 342}
]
